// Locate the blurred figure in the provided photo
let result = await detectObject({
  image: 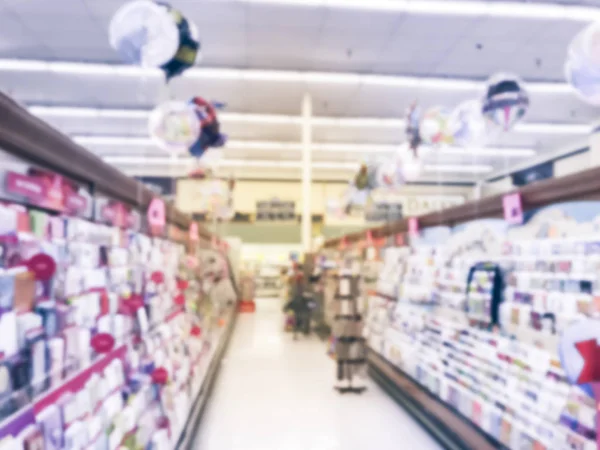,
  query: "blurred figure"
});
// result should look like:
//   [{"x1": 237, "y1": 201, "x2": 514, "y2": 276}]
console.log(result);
[{"x1": 283, "y1": 274, "x2": 311, "y2": 339}]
